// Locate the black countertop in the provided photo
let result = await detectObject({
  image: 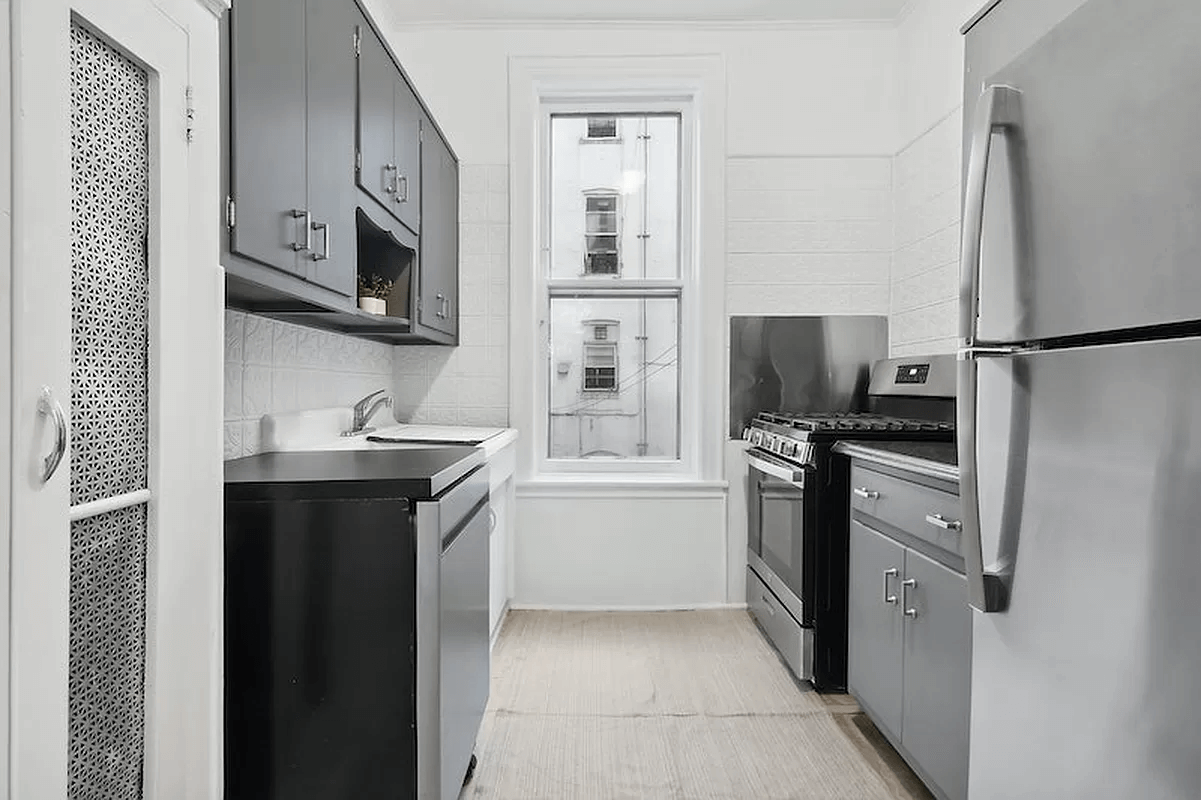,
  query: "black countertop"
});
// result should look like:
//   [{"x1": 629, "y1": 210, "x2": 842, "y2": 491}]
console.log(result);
[
  {"x1": 224, "y1": 447, "x2": 484, "y2": 500},
  {"x1": 833, "y1": 440, "x2": 959, "y2": 484}
]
